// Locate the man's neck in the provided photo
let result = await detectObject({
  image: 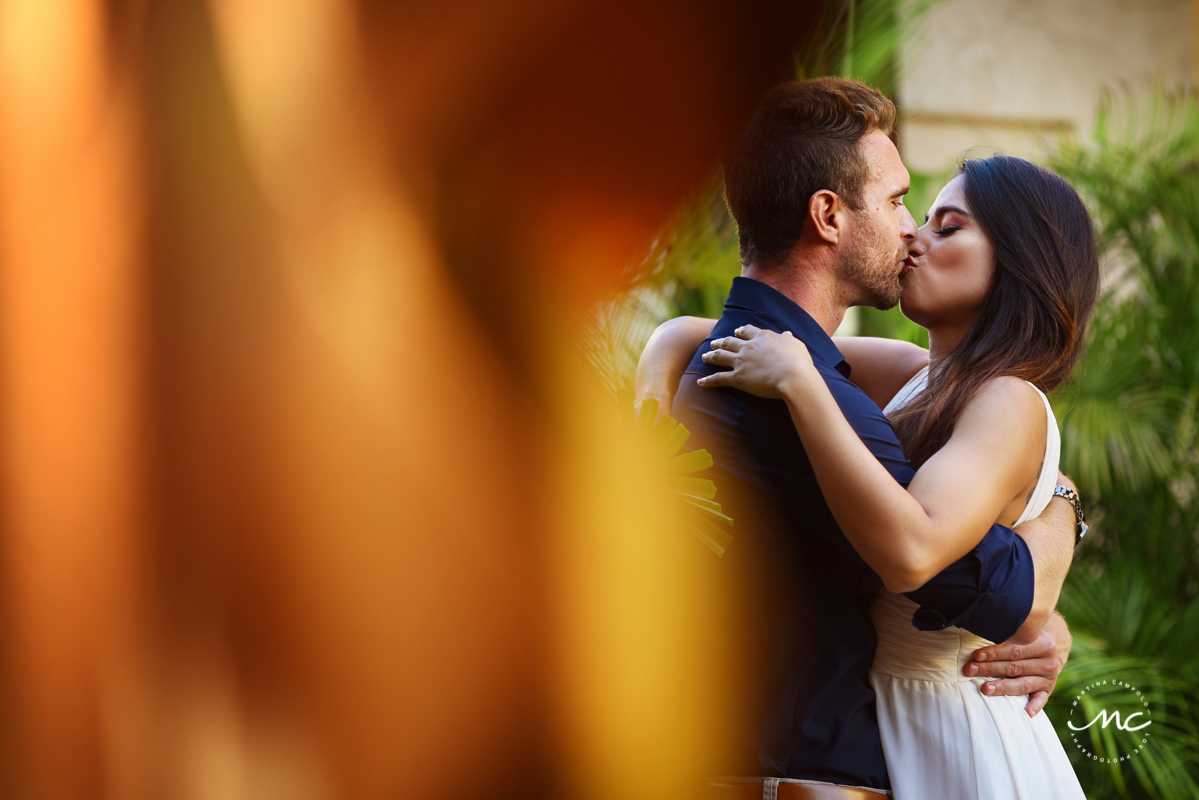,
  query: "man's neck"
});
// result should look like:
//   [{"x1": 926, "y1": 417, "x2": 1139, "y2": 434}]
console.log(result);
[{"x1": 742, "y1": 257, "x2": 850, "y2": 336}]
